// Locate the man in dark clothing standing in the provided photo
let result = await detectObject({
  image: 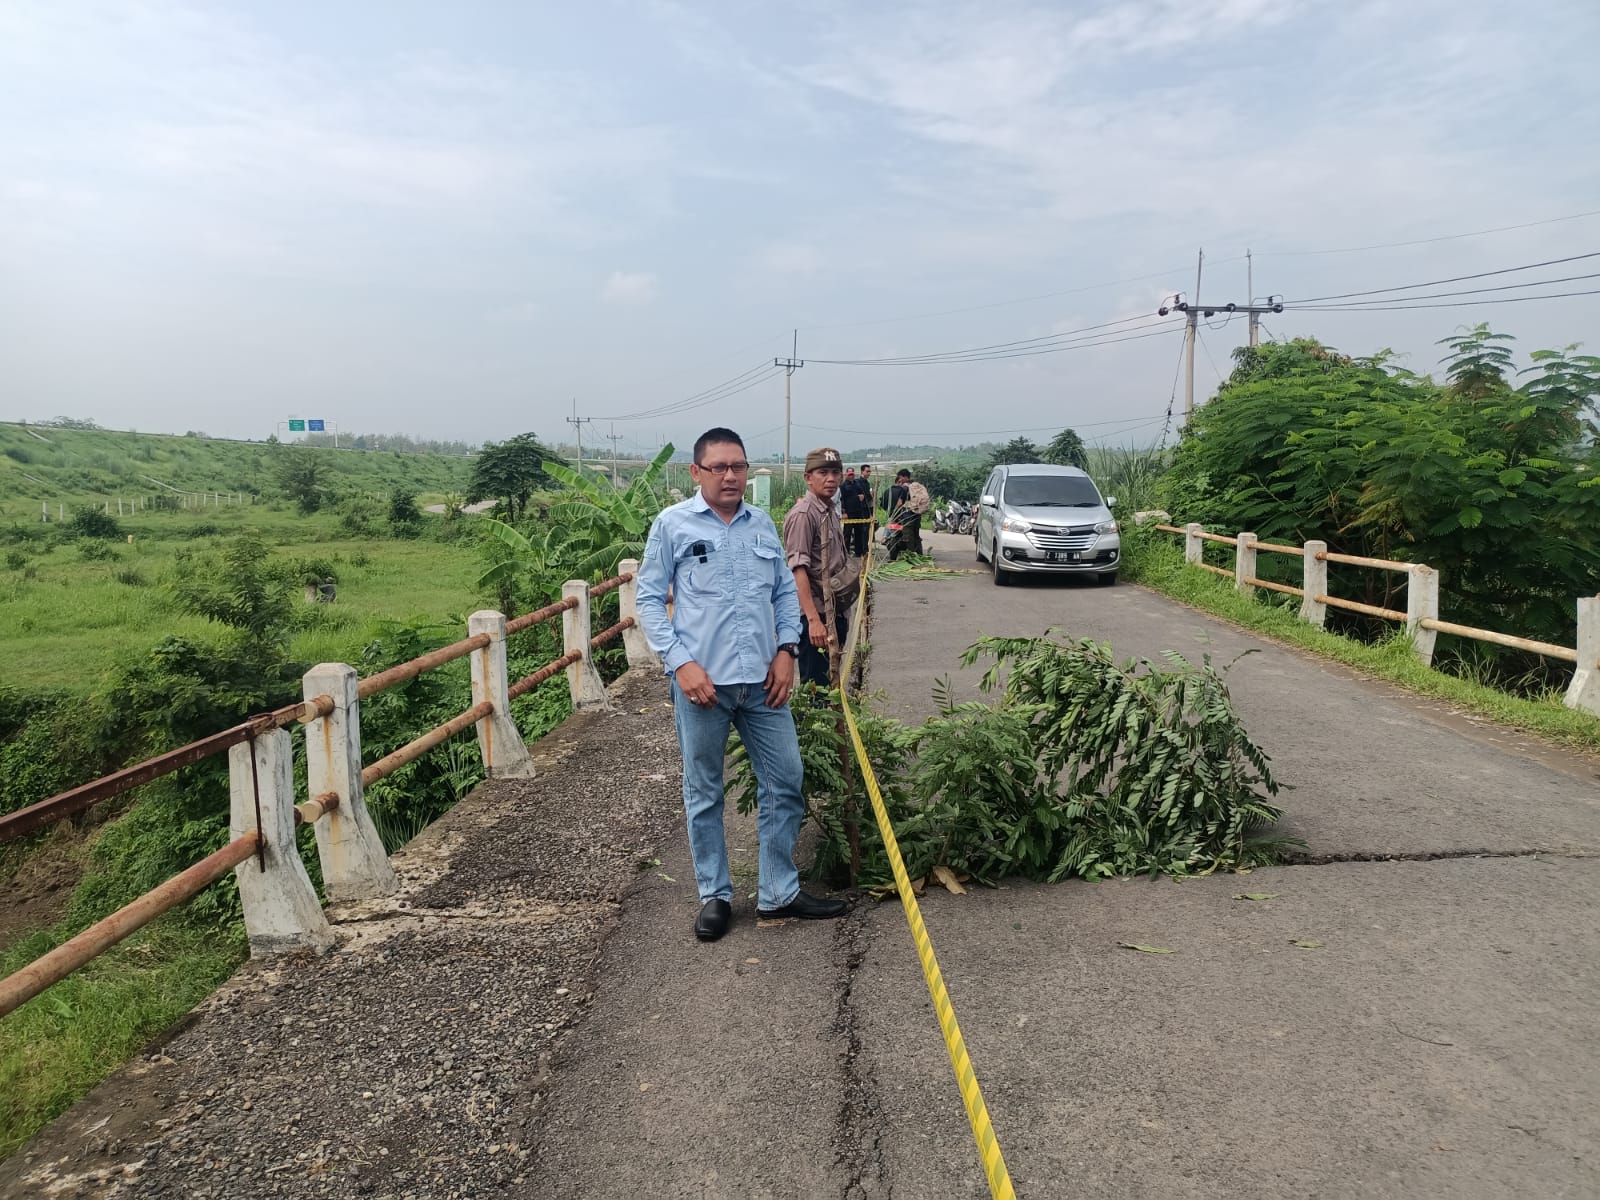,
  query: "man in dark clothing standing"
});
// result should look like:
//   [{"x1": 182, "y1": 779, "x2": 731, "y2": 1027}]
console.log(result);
[{"x1": 839, "y1": 464, "x2": 872, "y2": 556}]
